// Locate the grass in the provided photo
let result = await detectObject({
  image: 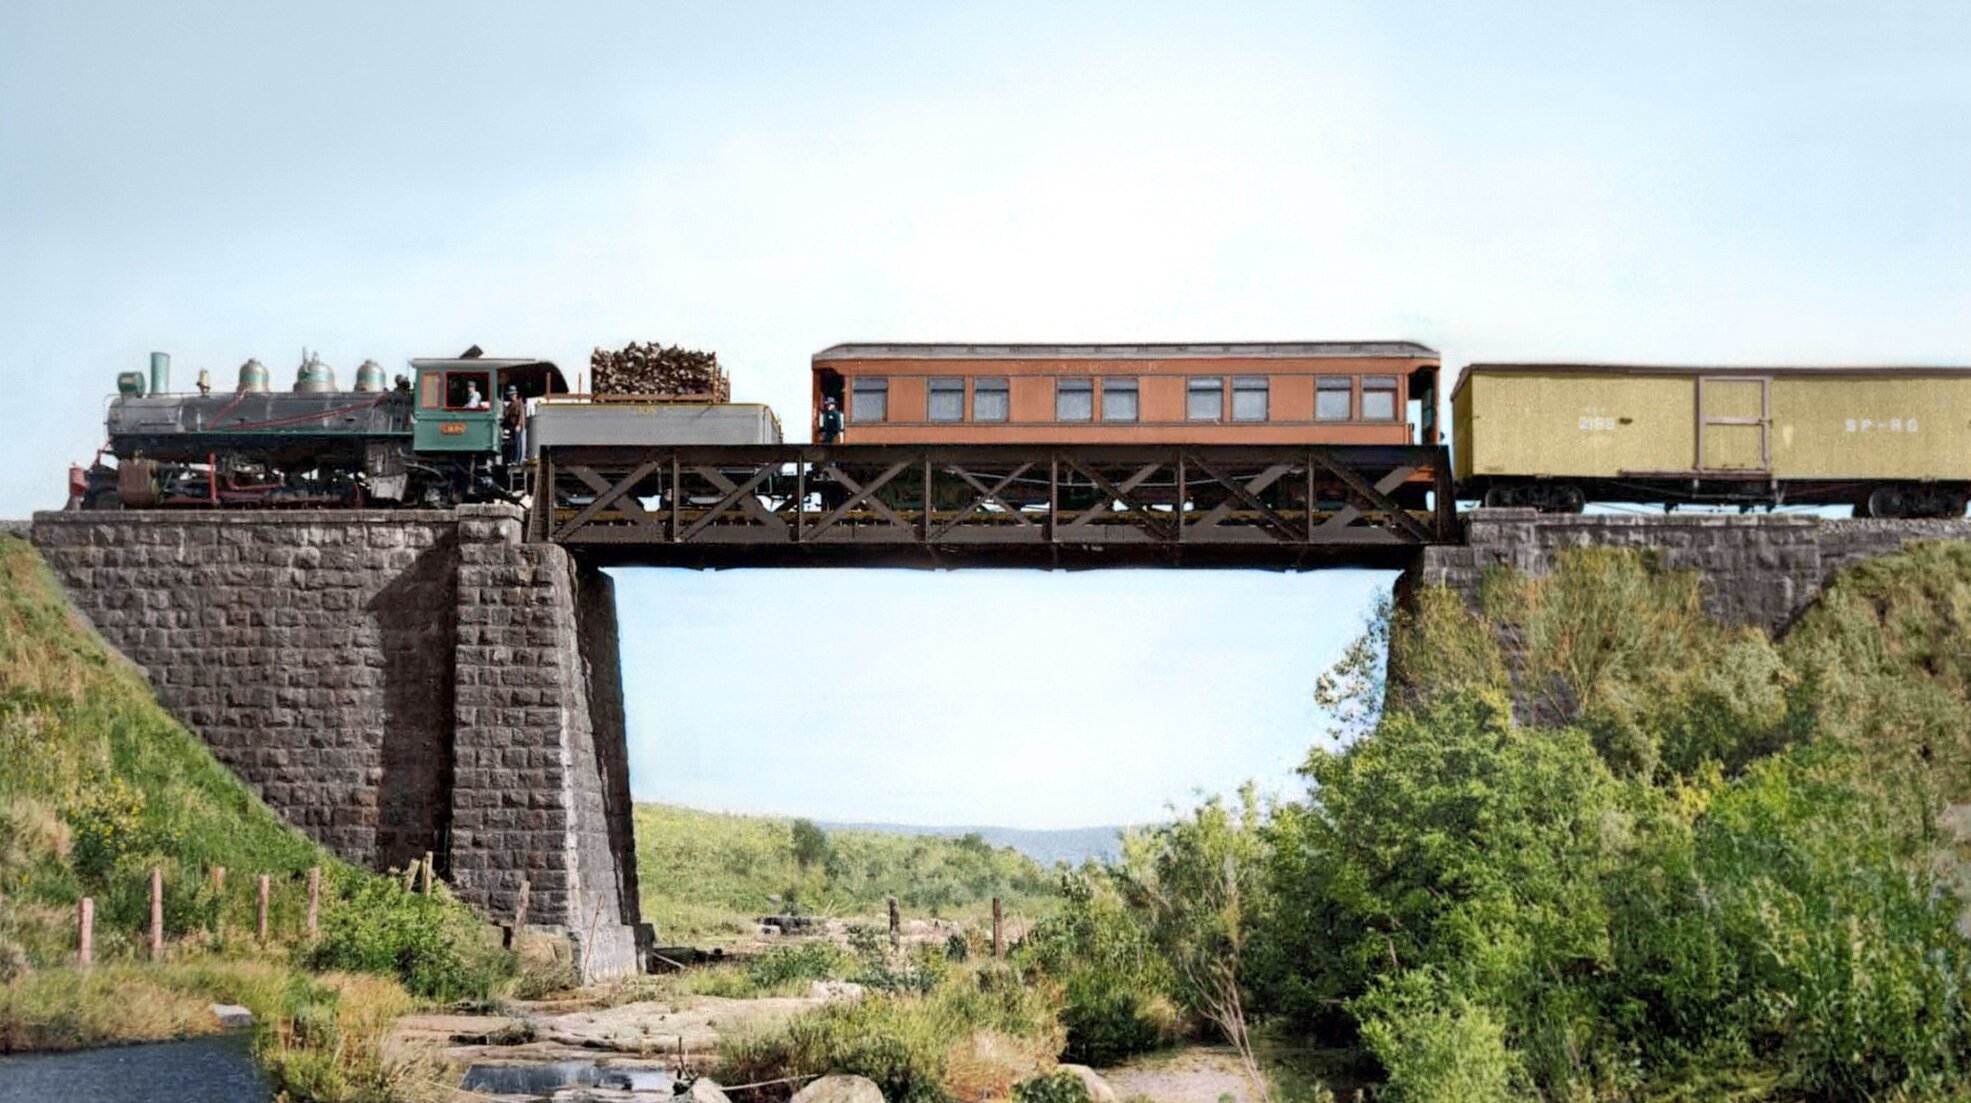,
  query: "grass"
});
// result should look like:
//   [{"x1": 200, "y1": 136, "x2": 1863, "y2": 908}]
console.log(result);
[
  {"x1": 0, "y1": 955, "x2": 446, "y2": 1103},
  {"x1": 0, "y1": 534, "x2": 508, "y2": 1100},
  {"x1": 635, "y1": 803, "x2": 1059, "y2": 945},
  {"x1": 0, "y1": 535, "x2": 326, "y2": 964}
]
